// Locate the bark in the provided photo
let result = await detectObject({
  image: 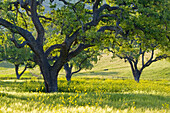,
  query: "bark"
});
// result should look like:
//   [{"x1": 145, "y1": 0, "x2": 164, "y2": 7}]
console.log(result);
[
  {"x1": 128, "y1": 60, "x2": 141, "y2": 82},
  {"x1": 15, "y1": 64, "x2": 27, "y2": 79},
  {"x1": 132, "y1": 69, "x2": 141, "y2": 83},
  {"x1": 64, "y1": 63, "x2": 72, "y2": 81},
  {"x1": 36, "y1": 53, "x2": 65, "y2": 92},
  {"x1": 39, "y1": 64, "x2": 58, "y2": 92}
]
